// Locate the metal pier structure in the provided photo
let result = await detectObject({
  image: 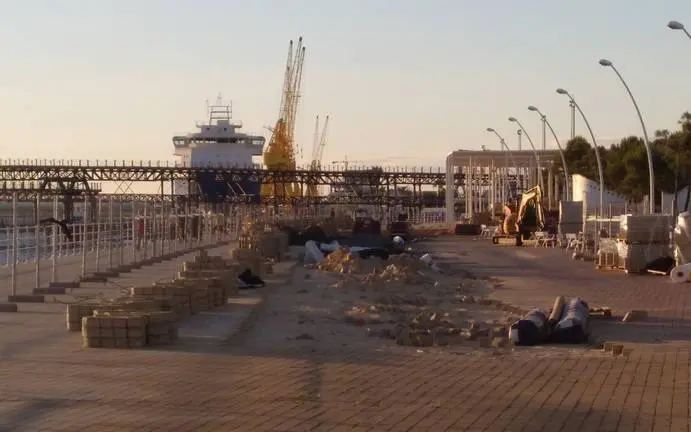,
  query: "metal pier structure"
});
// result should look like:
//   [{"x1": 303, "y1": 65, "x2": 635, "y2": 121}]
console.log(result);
[
  {"x1": 444, "y1": 149, "x2": 563, "y2": 223},
  {"x1": 0, "y1": 159, "x2": 509, "y2": 215}
]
